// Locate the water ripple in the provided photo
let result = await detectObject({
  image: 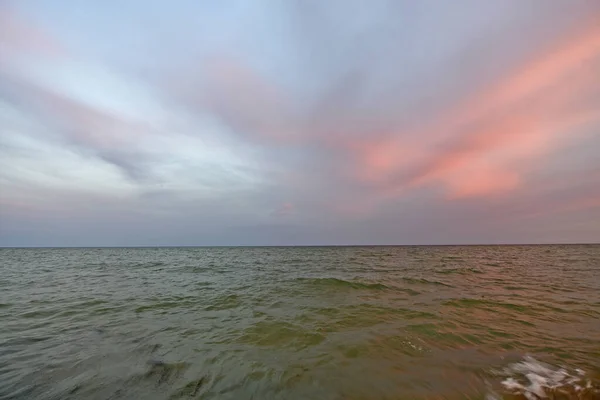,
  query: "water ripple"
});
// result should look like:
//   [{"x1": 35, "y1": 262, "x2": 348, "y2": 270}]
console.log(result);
[{"x1": 0, "y1": 245, "x2": 598, "y2": 399}]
